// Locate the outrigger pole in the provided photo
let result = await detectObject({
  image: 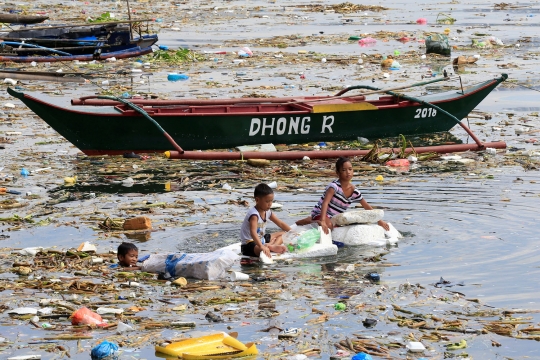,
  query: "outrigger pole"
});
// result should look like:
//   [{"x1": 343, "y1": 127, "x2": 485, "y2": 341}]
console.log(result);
[{"x1": 164, "y1": 141, "x2": 506, "y2": 161}]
